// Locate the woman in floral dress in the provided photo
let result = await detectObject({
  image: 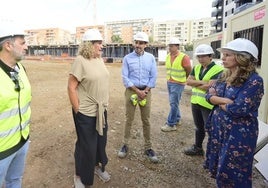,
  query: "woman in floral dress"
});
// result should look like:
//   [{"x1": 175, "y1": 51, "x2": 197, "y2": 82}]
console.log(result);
[{"x1": 204, "y1": 38, "x2": 264, "y2": 188}]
